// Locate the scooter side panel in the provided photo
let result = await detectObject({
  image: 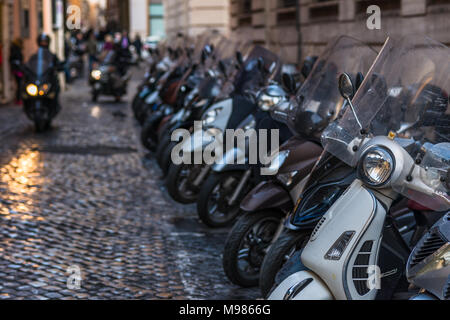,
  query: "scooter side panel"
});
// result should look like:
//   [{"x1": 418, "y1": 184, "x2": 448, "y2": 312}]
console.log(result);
[
  {"x1": 301, "y1": 180, "x2": 384, "y2": 300},
  {"x1": 240, "y1": 181, "x2": 292, "y2": 212},
  {"x1": 268, "y1": 271, "x2": 334, "y2": 300}
]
